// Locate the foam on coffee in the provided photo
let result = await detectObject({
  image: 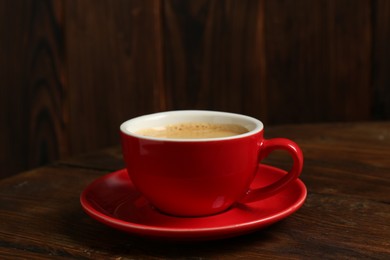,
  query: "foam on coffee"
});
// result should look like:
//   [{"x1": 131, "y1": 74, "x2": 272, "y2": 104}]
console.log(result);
[{"x1": 136, "y1": 122, "x2": 249, "y2": 139}]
